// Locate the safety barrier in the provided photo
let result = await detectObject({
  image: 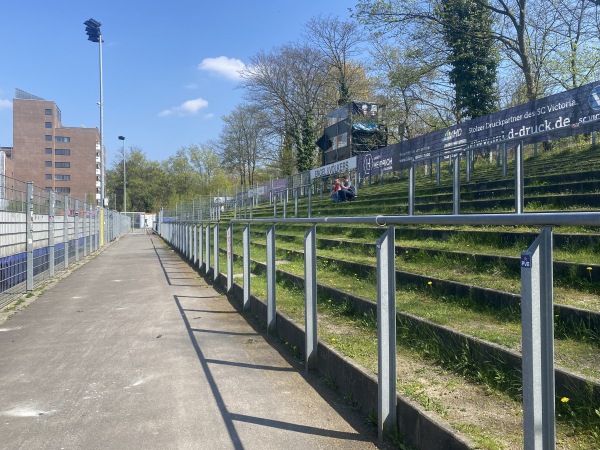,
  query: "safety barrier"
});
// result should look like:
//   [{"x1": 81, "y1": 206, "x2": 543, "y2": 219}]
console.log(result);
[
  {"x1": 160, "y1": 211, "x2": 600, "y2": 449},
  {"x1": 0, "y1": 179, "x2": 131, "y2": 308}
]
